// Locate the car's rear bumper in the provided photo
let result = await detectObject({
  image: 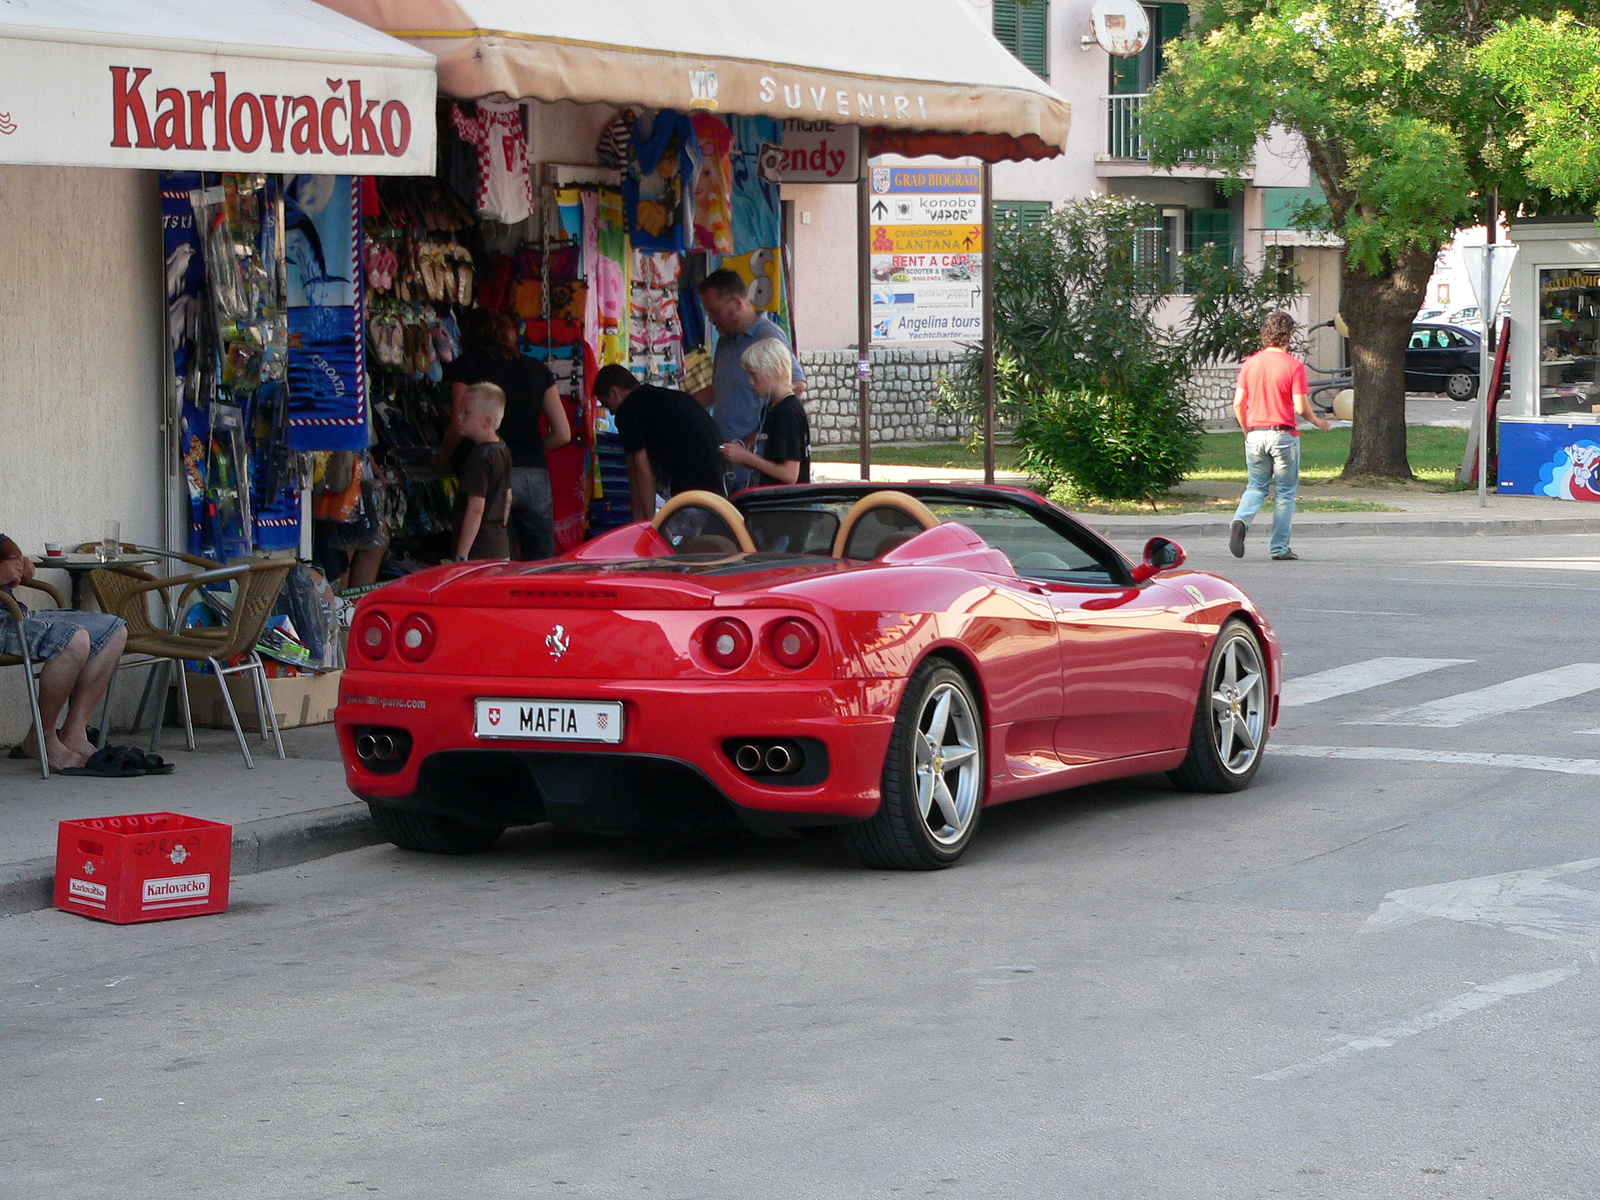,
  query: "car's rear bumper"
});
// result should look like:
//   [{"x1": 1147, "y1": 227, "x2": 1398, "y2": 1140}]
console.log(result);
[{"x1": 336, "y1": 672, "x2": 899, "y2": 829}]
